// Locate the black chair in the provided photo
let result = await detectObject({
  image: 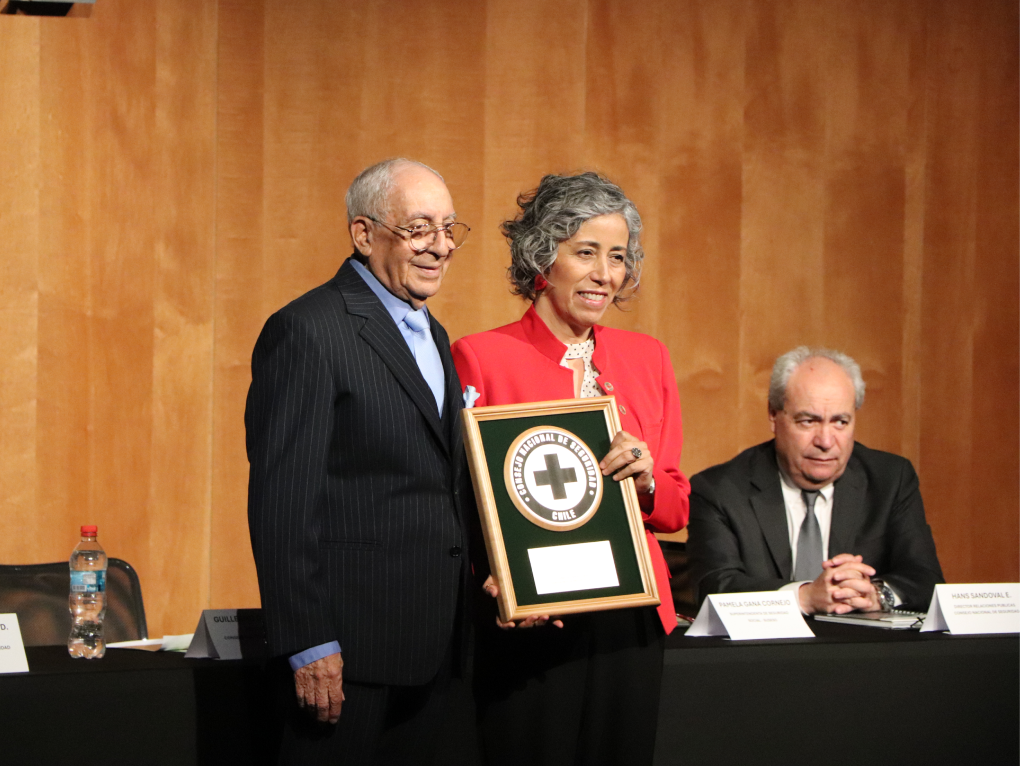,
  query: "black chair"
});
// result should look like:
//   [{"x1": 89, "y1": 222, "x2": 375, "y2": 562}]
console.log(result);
[
  {"x1": 0, "y1": 558, "x2": 148, "y2": 646},
  {"x1": 659, "y1": 539, "x2": 699, "y2": 619}
]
